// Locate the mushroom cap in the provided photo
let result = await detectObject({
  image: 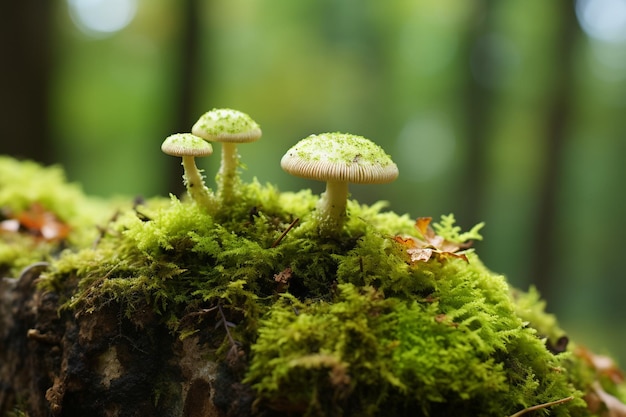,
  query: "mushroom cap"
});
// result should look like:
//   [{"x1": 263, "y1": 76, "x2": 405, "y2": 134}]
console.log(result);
[
  {"x1": 281, "y1": 133, "x2": 399, "y2": 184},
  {"x1": 191, "y1": 108, "x2": 262, "y2": 143},
  {"x1": 161, "y1": 133, "x2": 214, "y2": 157}
]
